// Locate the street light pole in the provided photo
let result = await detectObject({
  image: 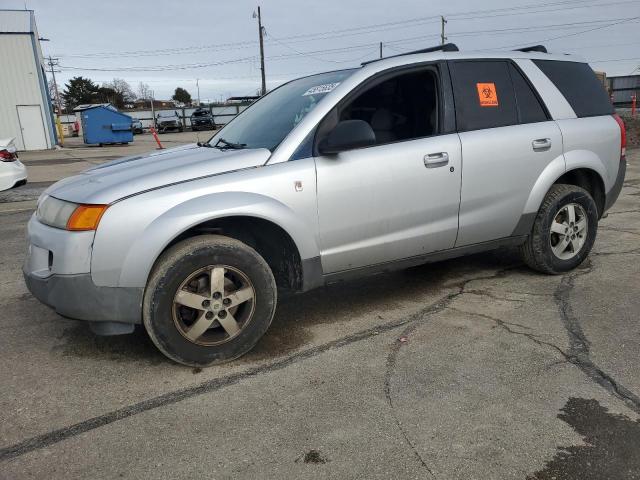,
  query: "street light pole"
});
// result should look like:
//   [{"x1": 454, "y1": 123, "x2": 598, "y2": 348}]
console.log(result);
[{"x1": 196, "y1": 78, "x2": 201, "y2": 106}]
